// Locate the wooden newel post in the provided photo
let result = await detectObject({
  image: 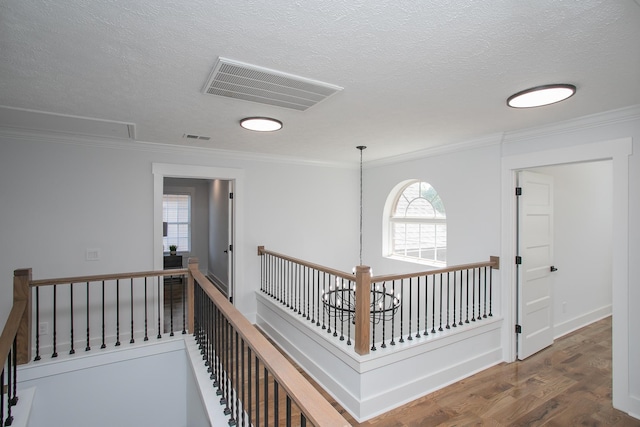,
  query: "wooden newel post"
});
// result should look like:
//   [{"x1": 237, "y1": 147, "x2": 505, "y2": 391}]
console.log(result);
[
  {"x1": 187, "y1": 258, "x2": 198, "y2": 334},
  {"x1": 354, "y1": 265, "x2": 371, "y2": 356},
  {"x1": 14, "y1": 268, "x2": 32, "y2": 364}
]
